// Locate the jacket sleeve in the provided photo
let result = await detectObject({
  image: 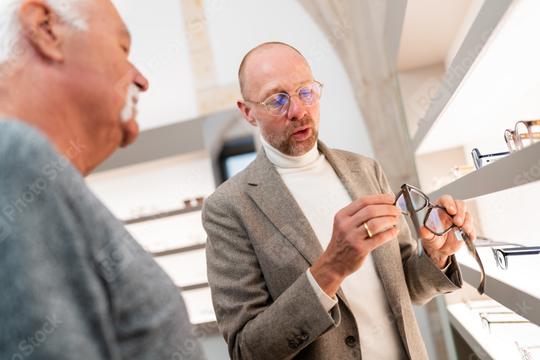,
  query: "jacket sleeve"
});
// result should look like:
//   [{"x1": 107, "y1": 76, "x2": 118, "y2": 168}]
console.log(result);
[
  {"x1": 202, "y1": 194, "x2": 341, "y2": 360},
  {"x1": 373, "y1": 160, "x2": 463, "y2": 305}
]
